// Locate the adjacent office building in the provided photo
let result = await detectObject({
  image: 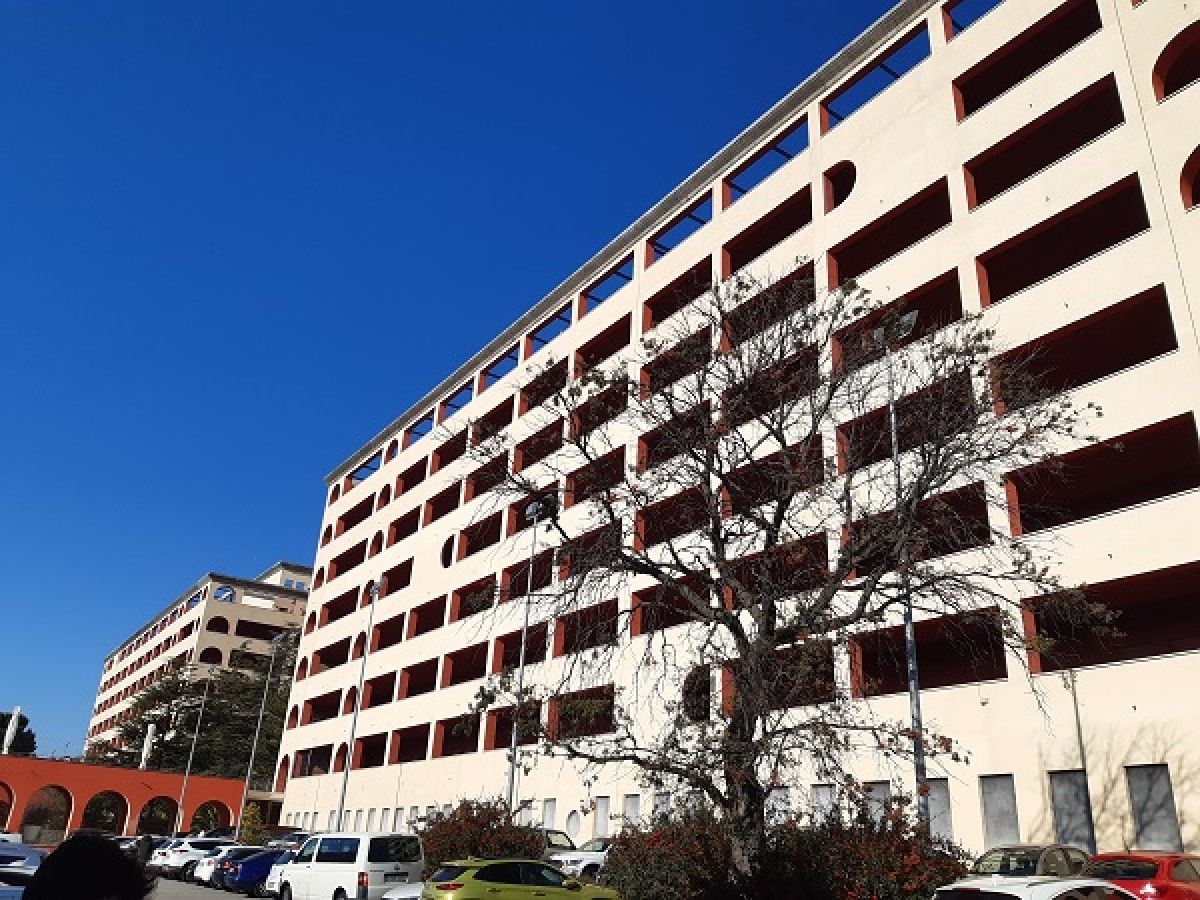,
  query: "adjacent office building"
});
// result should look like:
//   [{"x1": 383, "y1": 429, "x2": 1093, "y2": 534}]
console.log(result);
[
  {"x1": 87, "y1": 563, "x2": 311, "y2": 748},
  {"x1": 275, "y1": 0, "x2": 1200, "y2": 852}
]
